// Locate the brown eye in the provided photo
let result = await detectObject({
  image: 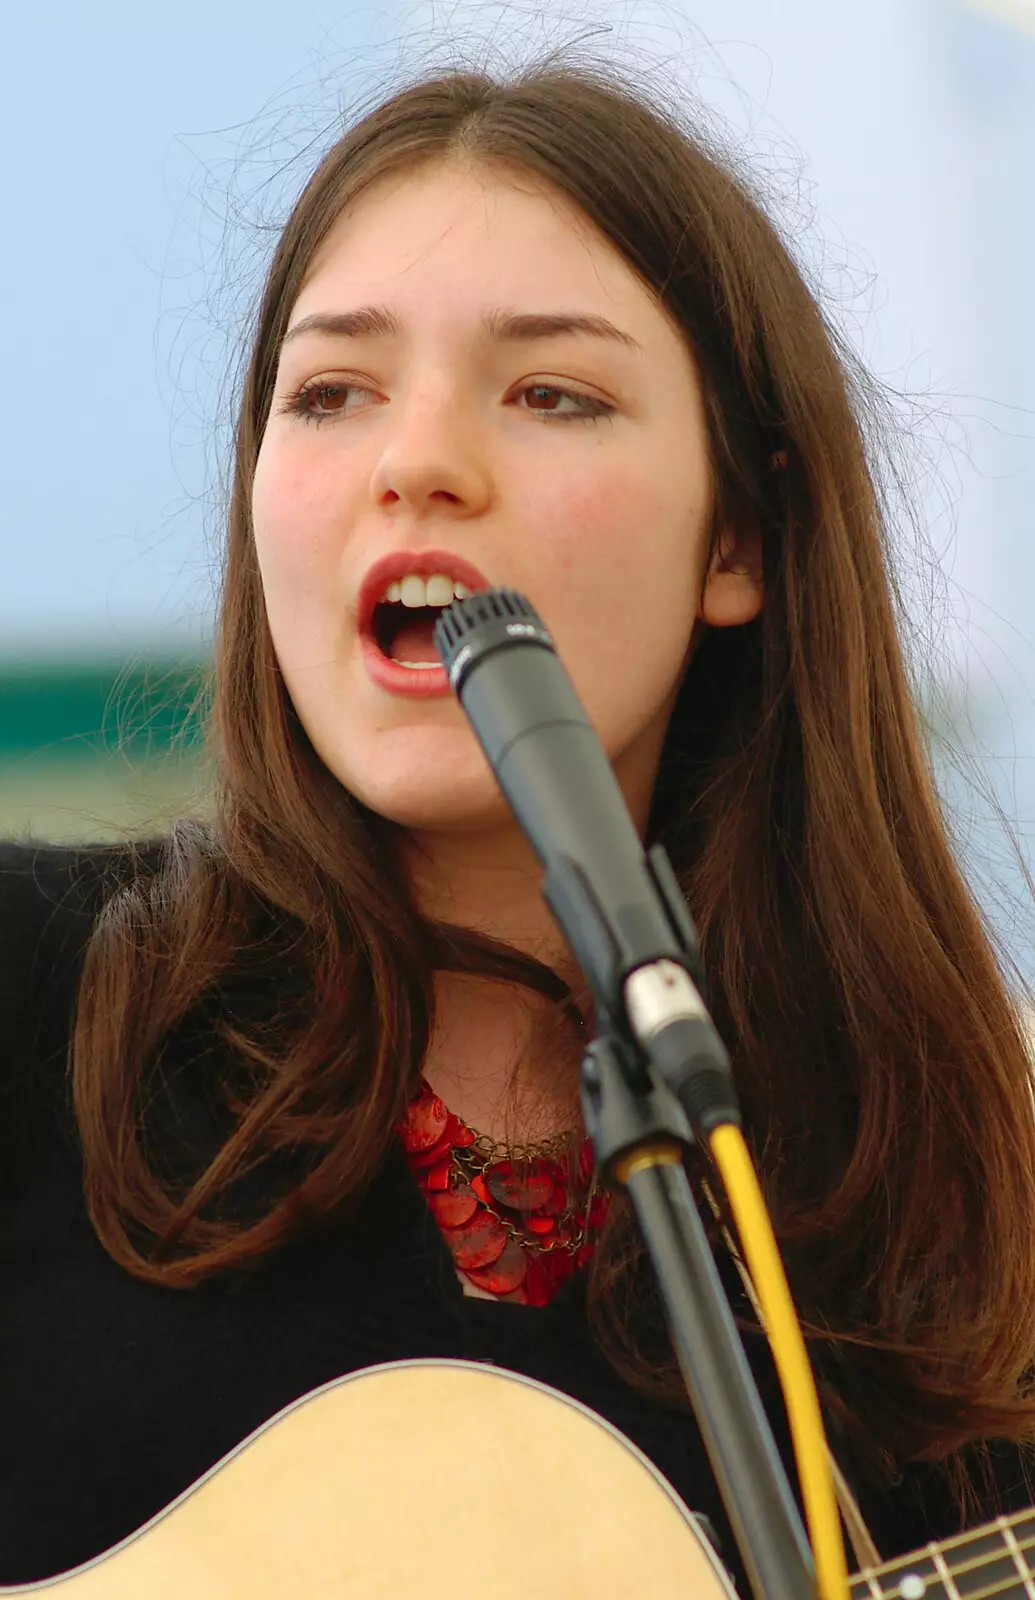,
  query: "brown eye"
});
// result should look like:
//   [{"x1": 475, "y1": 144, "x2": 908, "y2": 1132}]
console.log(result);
[
  {"x1": 515, "y1": 383, "x2": 613, "y2": 422},
  {"x1": 525, "y1": 385, "x2": 563, "y2": 411},
  {"x1": 305, "y1": 383, "x2": 351, "y2": 413},
  {"x1": 281, "y1": 378, "x2": 378, "y2": 425}
]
